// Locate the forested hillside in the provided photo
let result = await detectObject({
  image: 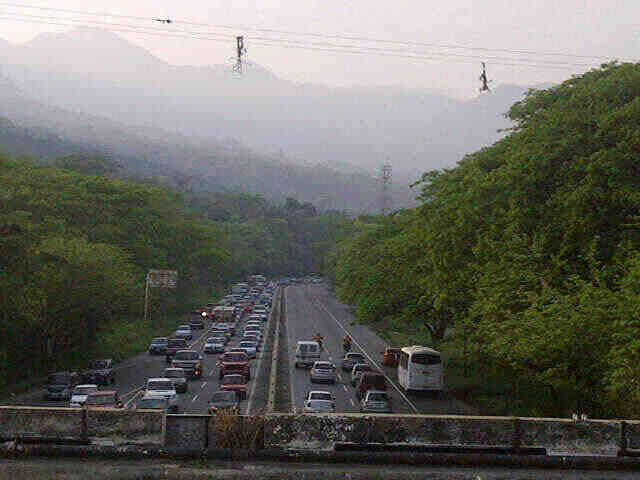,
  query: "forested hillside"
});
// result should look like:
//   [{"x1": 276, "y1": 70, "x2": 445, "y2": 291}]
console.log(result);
[
  {"x1": 328, "y1": 63, "x2": 640, "y2": 419},
  {"x1": 0, "y1": 153, "x2": 349, "y2": 393}
]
